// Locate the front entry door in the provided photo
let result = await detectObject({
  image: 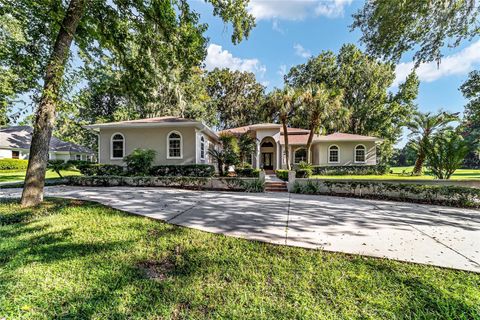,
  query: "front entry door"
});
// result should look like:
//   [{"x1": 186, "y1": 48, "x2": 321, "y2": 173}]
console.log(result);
[{"x1": 262, "y1": 152, "x2": 273, "y2": 170}]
